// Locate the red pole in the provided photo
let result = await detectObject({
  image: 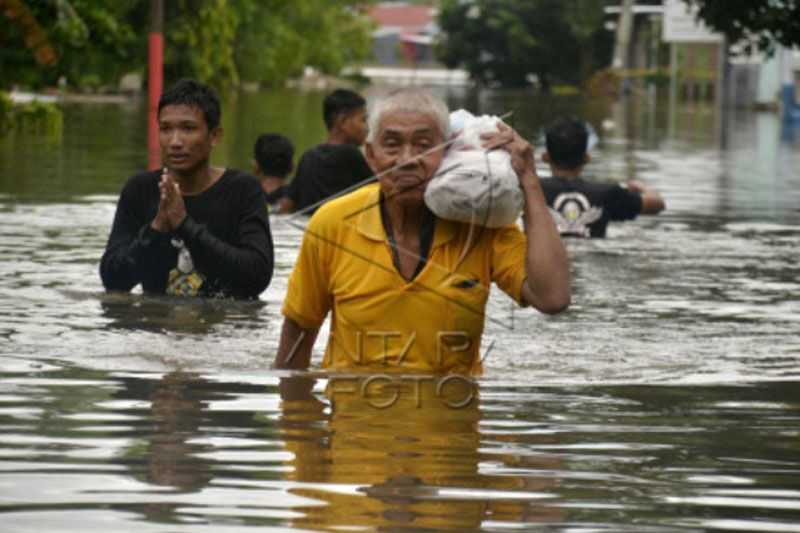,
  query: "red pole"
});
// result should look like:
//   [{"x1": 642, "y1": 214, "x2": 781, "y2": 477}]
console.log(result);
[{"x1": 147, "y1": 0, "x2": 164, "y2": 170}]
